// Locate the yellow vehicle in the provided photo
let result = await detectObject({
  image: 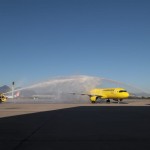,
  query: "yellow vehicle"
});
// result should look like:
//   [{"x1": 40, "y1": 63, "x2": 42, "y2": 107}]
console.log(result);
[
  {"x1": 71, "y1": 88, "x2": 129, "y2": 103},
  {"x1": 0, "y1": 93, "x2": 7, "y2": 103},
  {"x1": 89, "y1": 88, "x2": 129, "y2": 103}
]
